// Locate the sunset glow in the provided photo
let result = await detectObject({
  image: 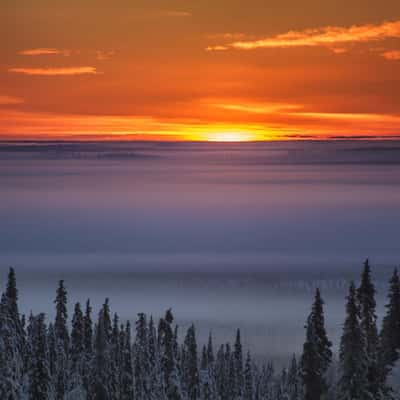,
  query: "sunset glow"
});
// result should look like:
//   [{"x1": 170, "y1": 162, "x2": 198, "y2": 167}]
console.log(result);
[{"x1": 1, "y1": 2, "x2": 399, "y2": 141}]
